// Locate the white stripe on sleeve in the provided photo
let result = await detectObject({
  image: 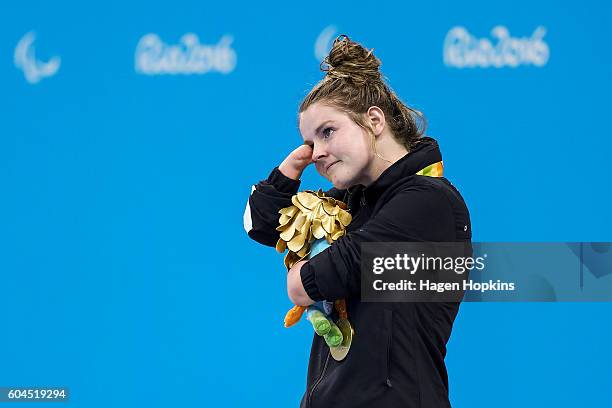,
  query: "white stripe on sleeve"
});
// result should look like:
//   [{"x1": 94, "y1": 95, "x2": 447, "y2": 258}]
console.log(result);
[{"x1": 243, "y1": 185, "x2": 256, "y2": 234}]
